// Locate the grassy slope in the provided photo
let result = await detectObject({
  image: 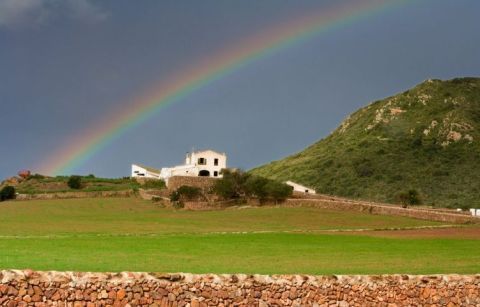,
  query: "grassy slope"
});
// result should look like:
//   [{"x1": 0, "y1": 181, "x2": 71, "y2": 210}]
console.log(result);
[
  {"x1": 0, "y1": 198, "x2": 479, "y2": 274},
  {"x1": 0, "y1": 198, "x2": 441, "y2": 235},
  {"x1": 2, "y1": 234, "x2": 479, "y2": 274},
  {"x1": 251, "y1": 78, "x2": 480, "y2": 208},
  {"x1": 13, "y1": 176, "x2": 141, "y2": 194}
]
